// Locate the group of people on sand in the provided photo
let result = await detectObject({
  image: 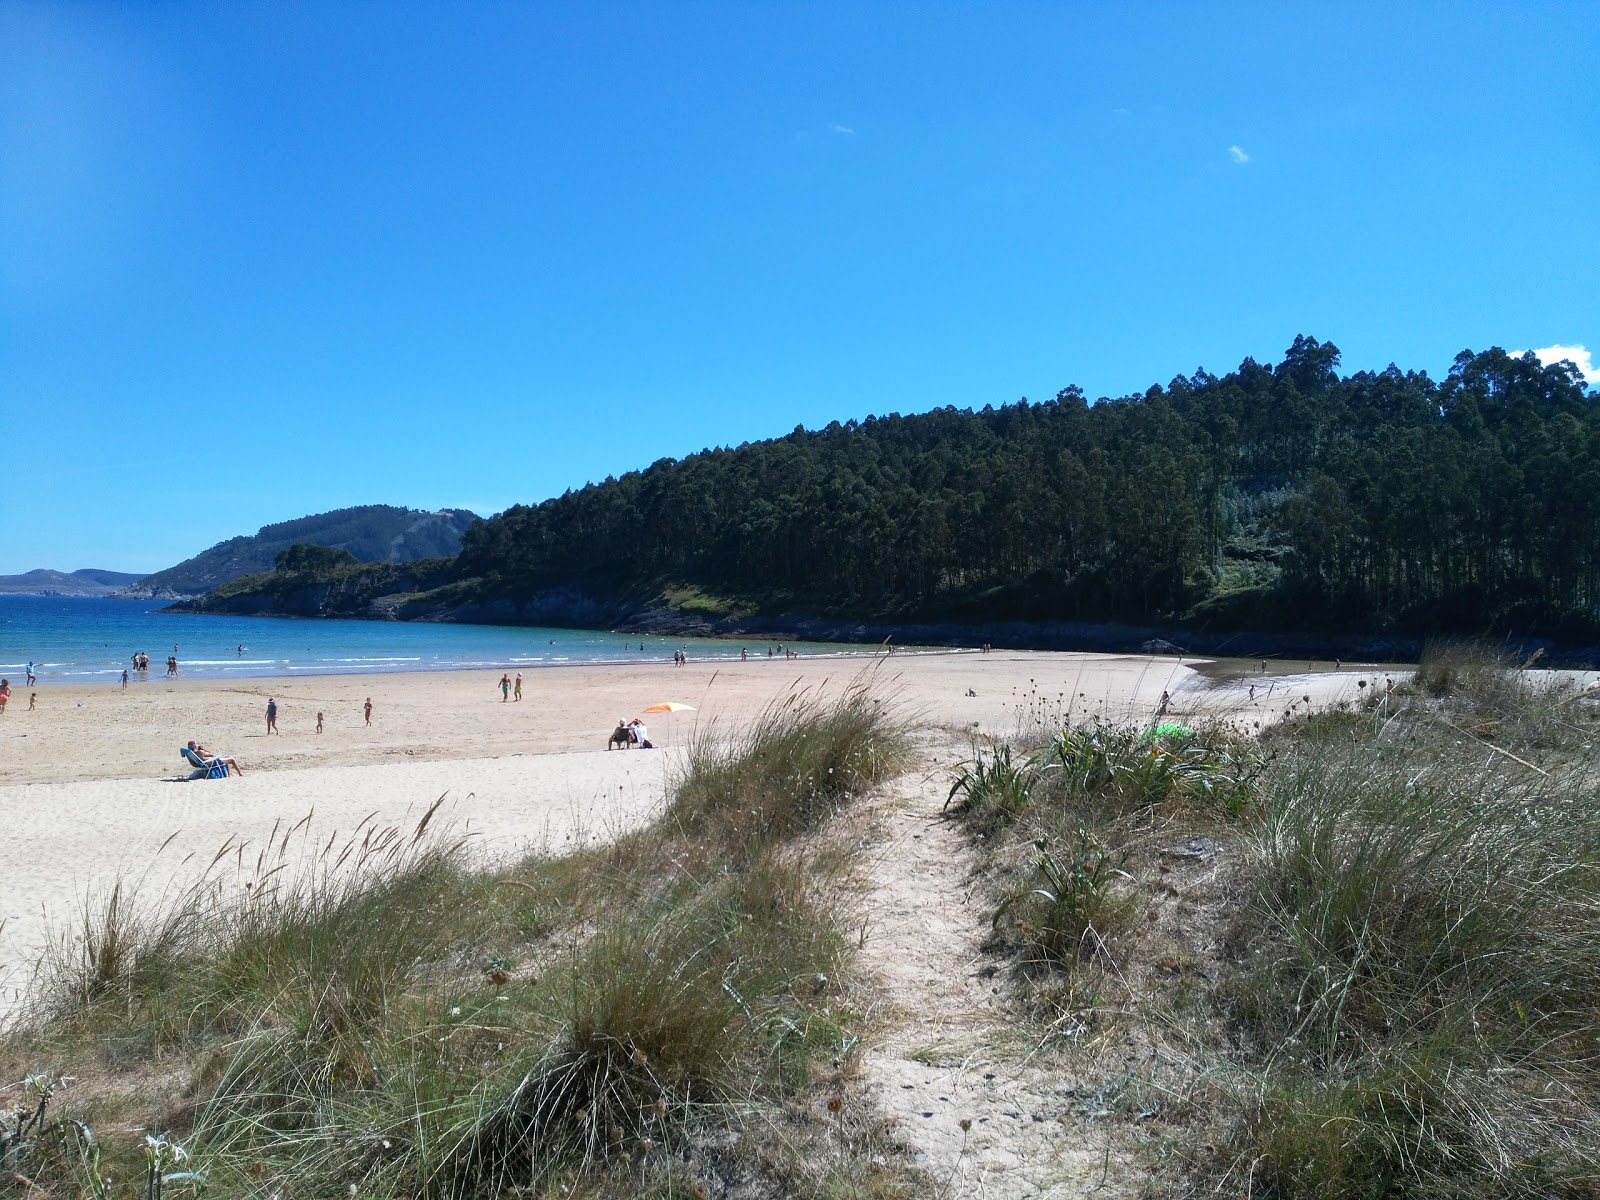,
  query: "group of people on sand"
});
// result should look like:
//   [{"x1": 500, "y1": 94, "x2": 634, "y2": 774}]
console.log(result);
[
  {"x1": 498, "y1": 672, "x2": 523, "y2": 701},
  {"x1": 178, "y1": 694, "x2": 375, "y2": 778},
  {"x1": 263, "y1": 695, "x2": 373, "y2": 734},
  {"x1": 608, "y1": 716, "x2": 652, "y2": 749},
  {"x1": 0, "y1": 679, "x2": 38, "y2": 715}
]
